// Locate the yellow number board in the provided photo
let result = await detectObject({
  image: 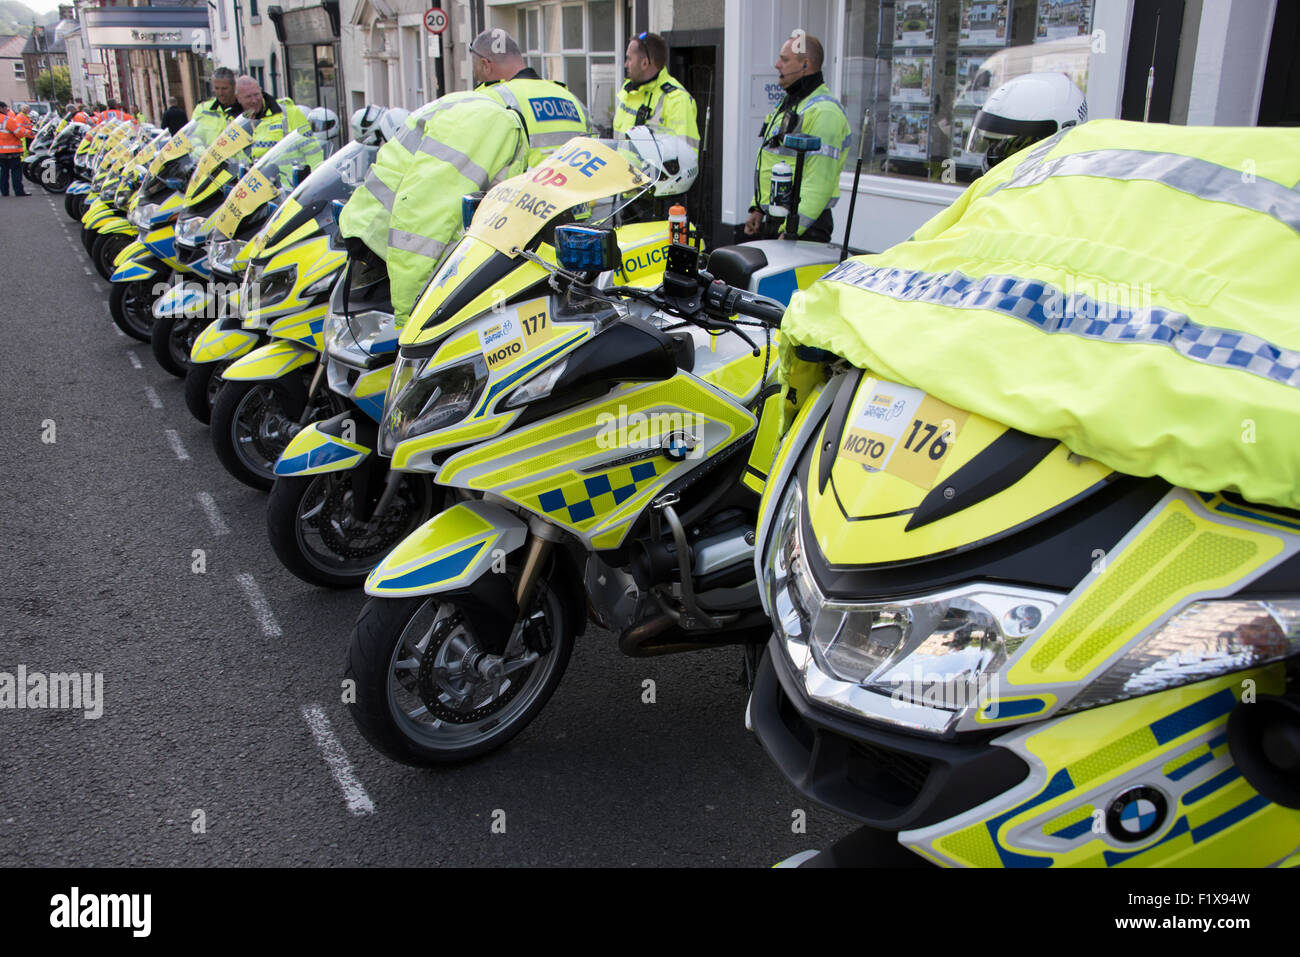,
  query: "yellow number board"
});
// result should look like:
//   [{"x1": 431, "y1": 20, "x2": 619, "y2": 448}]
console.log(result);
[{"x1": 839, "y1": 379, "x2": 970, "y2": 490}]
